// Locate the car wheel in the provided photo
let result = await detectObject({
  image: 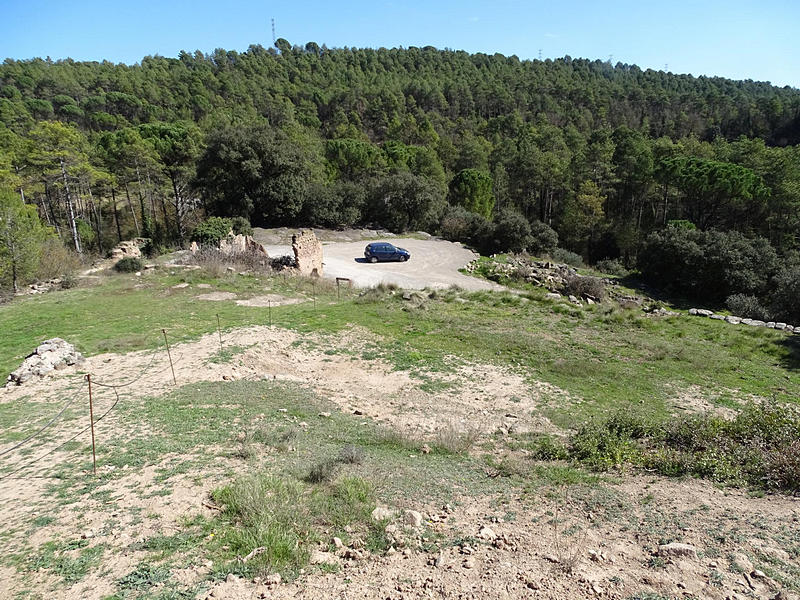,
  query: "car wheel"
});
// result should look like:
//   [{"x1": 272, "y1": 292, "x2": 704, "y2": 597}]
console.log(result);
[
  {"x1": 402, "y1": 256, "x2": 408, "y2": 261},
  {"x1": 370, "y1": 256, "x2": 378, "y2": 263}
]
